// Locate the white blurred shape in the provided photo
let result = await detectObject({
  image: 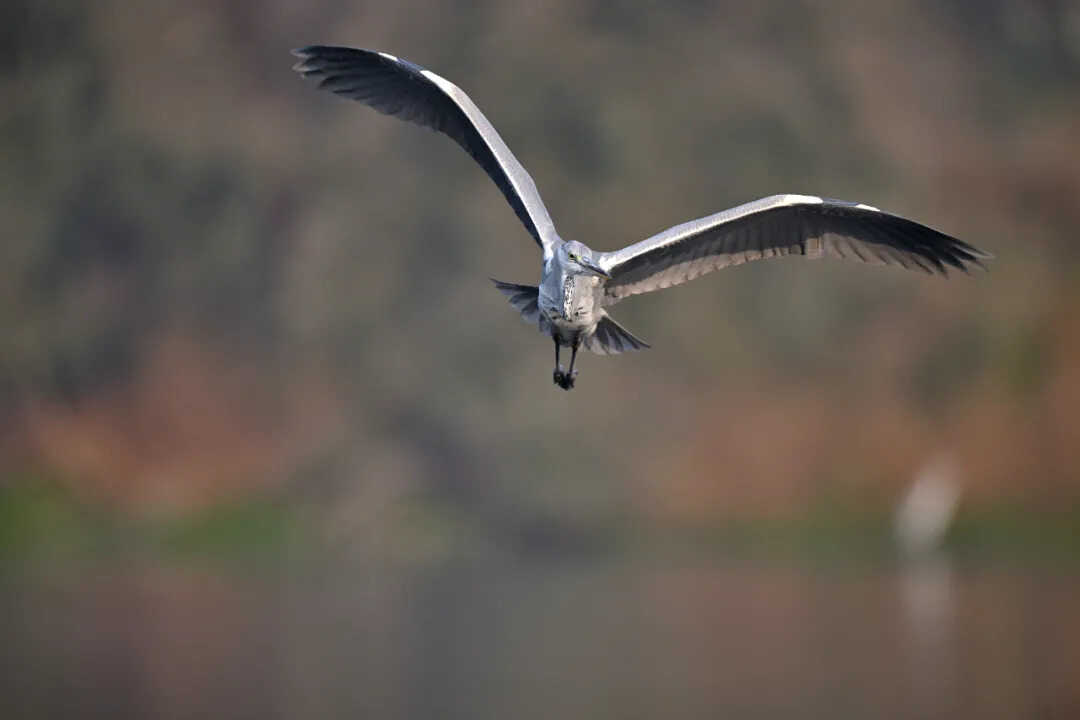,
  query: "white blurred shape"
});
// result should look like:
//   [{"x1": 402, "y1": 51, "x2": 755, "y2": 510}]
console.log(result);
[
  {"x1": 894, "y1": 455, "x2": 961, "y2": 555},
  {"x1": 896, "y1": 455, "x2": 962, "y2": 716}
]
